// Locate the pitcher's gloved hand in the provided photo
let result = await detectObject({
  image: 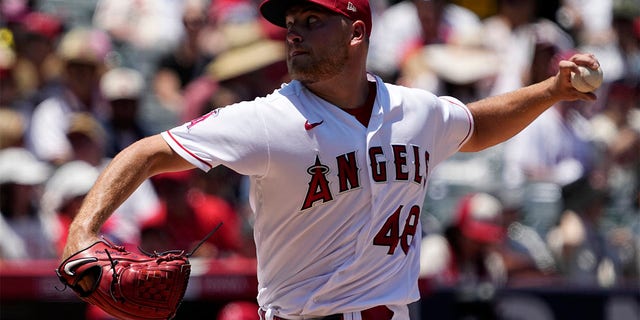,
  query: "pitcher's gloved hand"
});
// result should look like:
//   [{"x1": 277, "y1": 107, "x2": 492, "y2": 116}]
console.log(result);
[{"x1": 56, "y1": 223, "x2": 222, "y2": 320}]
